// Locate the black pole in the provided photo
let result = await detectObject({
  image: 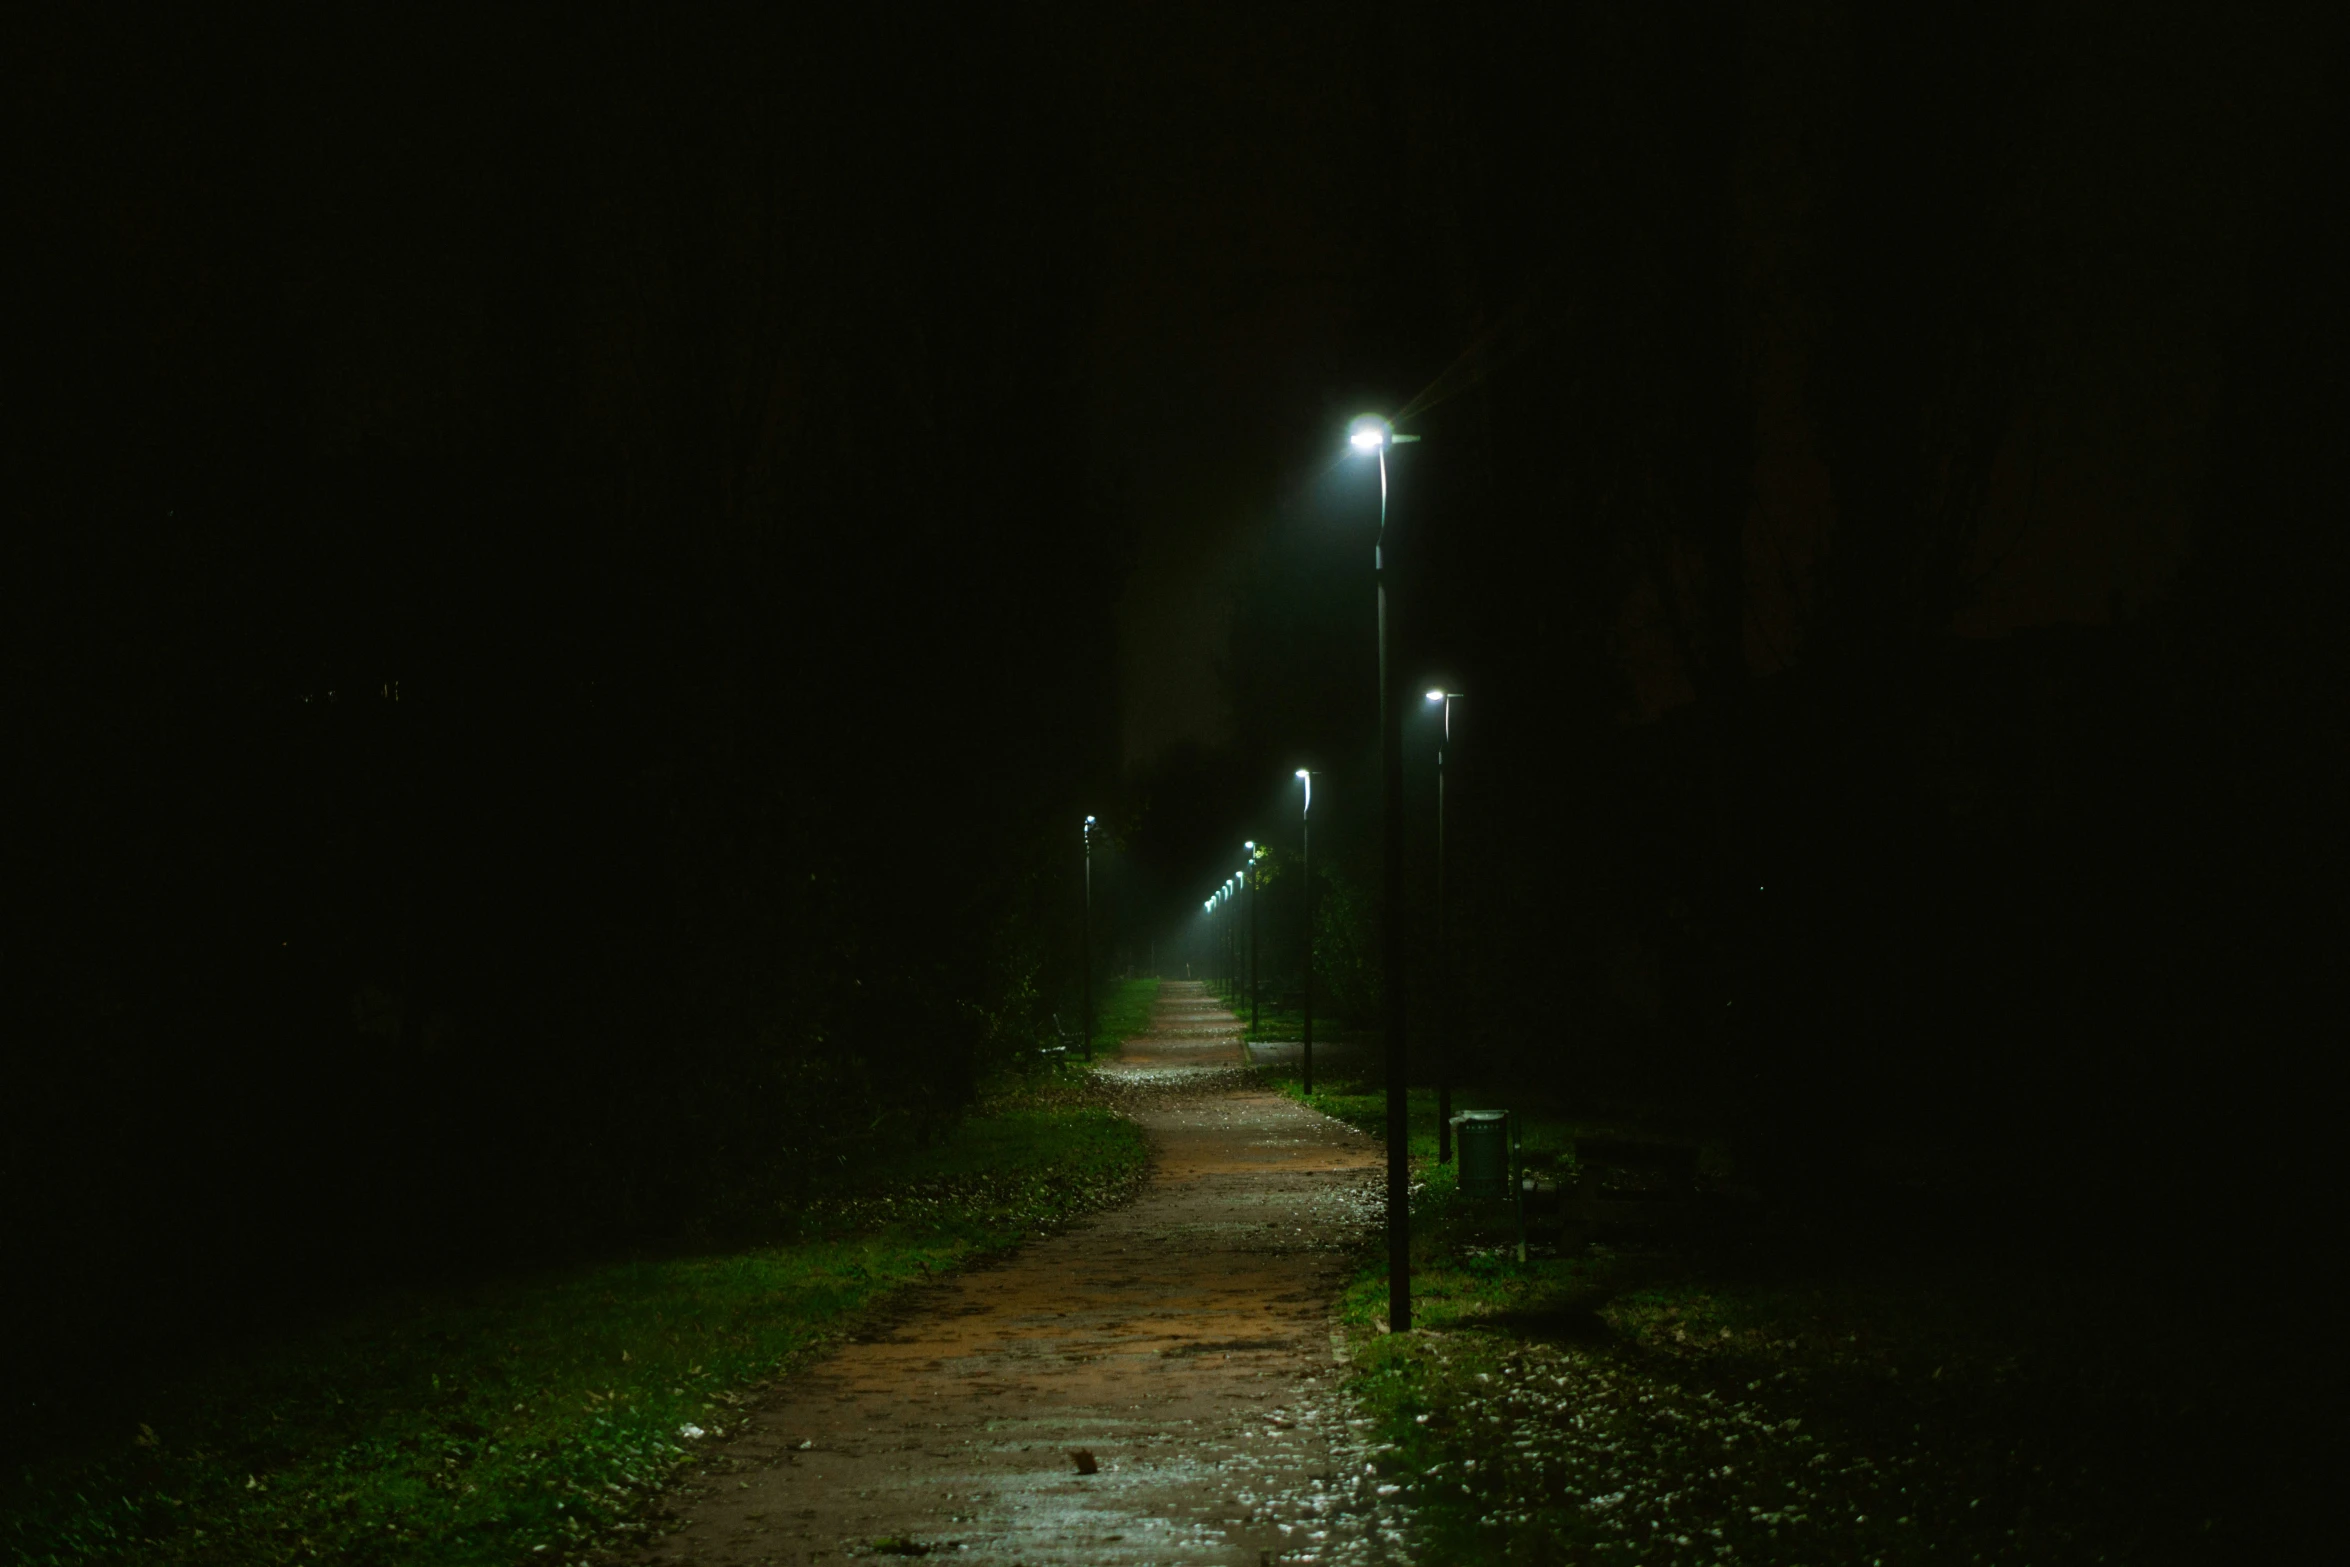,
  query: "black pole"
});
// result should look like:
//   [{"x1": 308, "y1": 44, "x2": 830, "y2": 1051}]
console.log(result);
[
  {"x1": 1378, "y1": 442, "x2": 1411, "y2": 1335},
  {"x1": 1301, "y1": 774, "x2": 1315, "y2": 1096},
  {"x1": 1512, "y1": 1109, "x2": 1527, "y2": 1263},
  {"x1": 1436, "y1": 697, "x2": 1451, "y2": 1163},
  {"x1": 1248, "y1": 850, "x2": 1260, "y2": 1034},
  {"x1": 1081, "y1": 818, "x2": 1094, "y2": 1061}
]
